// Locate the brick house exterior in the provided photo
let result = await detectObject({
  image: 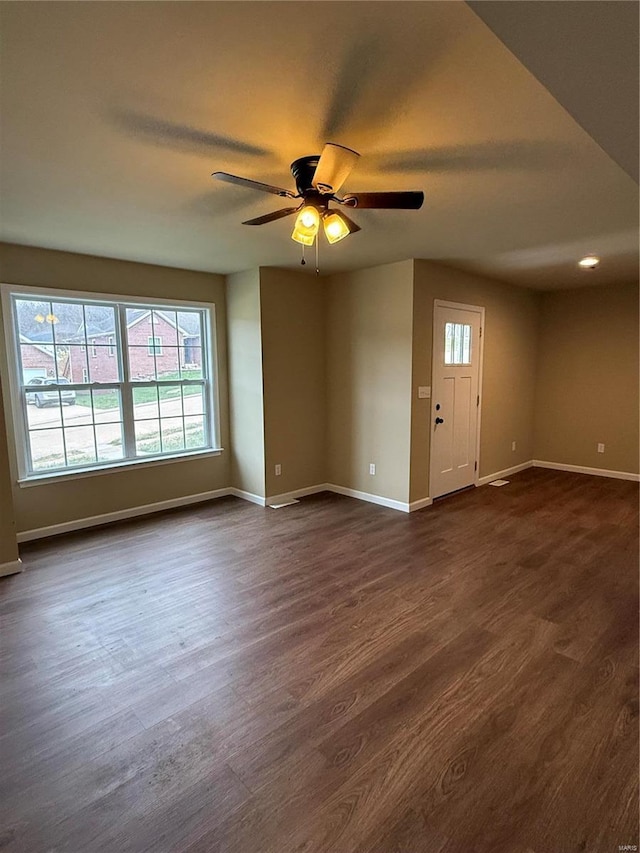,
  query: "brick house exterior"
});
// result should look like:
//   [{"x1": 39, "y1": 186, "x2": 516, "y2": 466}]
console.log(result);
[
  {"x1": 19, "y1": 340, "x2": 56, "y2": 379},
  {"x1": 19, "y1": 311, "x2": 201, "y2": 384},
  {"x1": 20, "y1": 311, "x2": 201, "y2": 384}
]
